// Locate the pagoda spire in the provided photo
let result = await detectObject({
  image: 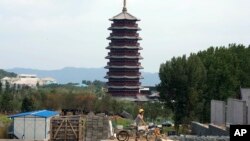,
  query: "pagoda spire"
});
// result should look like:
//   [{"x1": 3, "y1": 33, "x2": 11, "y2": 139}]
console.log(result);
[{"x1": 122, "y1": 0, "x2": 127, "y2": 12}]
